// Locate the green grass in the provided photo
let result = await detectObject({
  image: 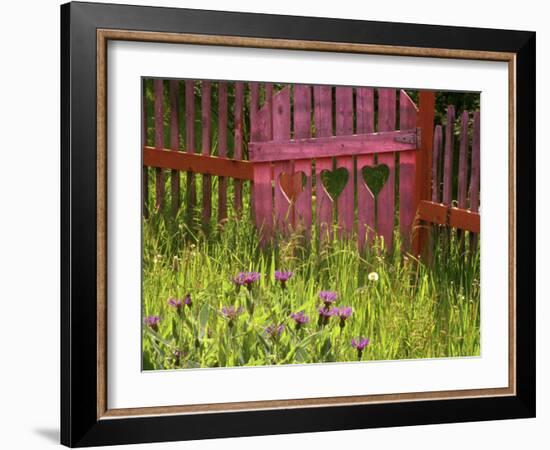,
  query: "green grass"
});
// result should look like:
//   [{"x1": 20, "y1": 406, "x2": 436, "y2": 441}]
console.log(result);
[{"x1": 141, "y1": 203, "x2": 480, "y2": 370}]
